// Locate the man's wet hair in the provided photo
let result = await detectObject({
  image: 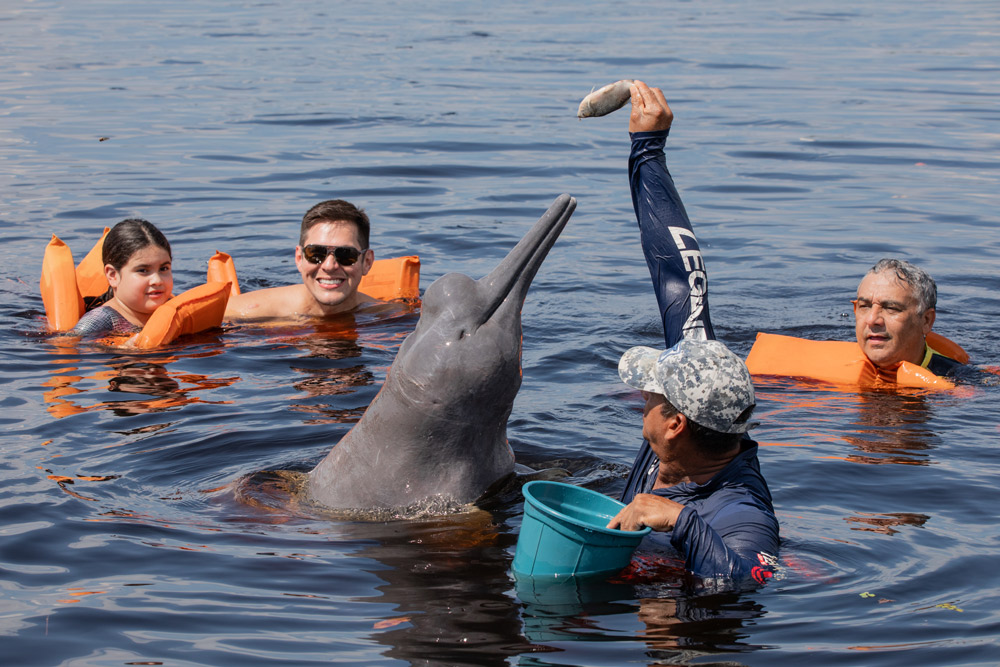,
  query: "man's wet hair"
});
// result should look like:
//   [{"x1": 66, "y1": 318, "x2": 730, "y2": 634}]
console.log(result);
[
  {"x1": 300, "y1": 199, "x2": 371, "y2": 249},
  {"x1": 865, "y1": 258, "x2": 937, "y2": 313}
]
